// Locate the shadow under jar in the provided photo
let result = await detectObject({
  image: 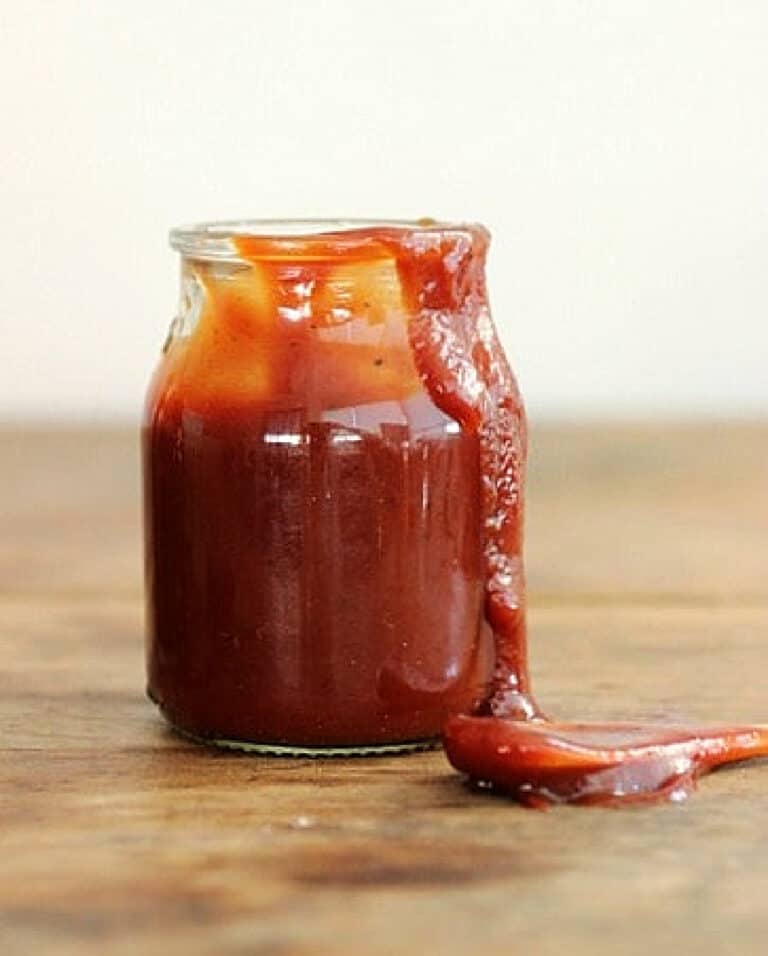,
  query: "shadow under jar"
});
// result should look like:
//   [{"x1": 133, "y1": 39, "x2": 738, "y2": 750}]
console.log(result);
[{"x1": 143, "y1": 219, "x2": 527, "y2": 755}]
